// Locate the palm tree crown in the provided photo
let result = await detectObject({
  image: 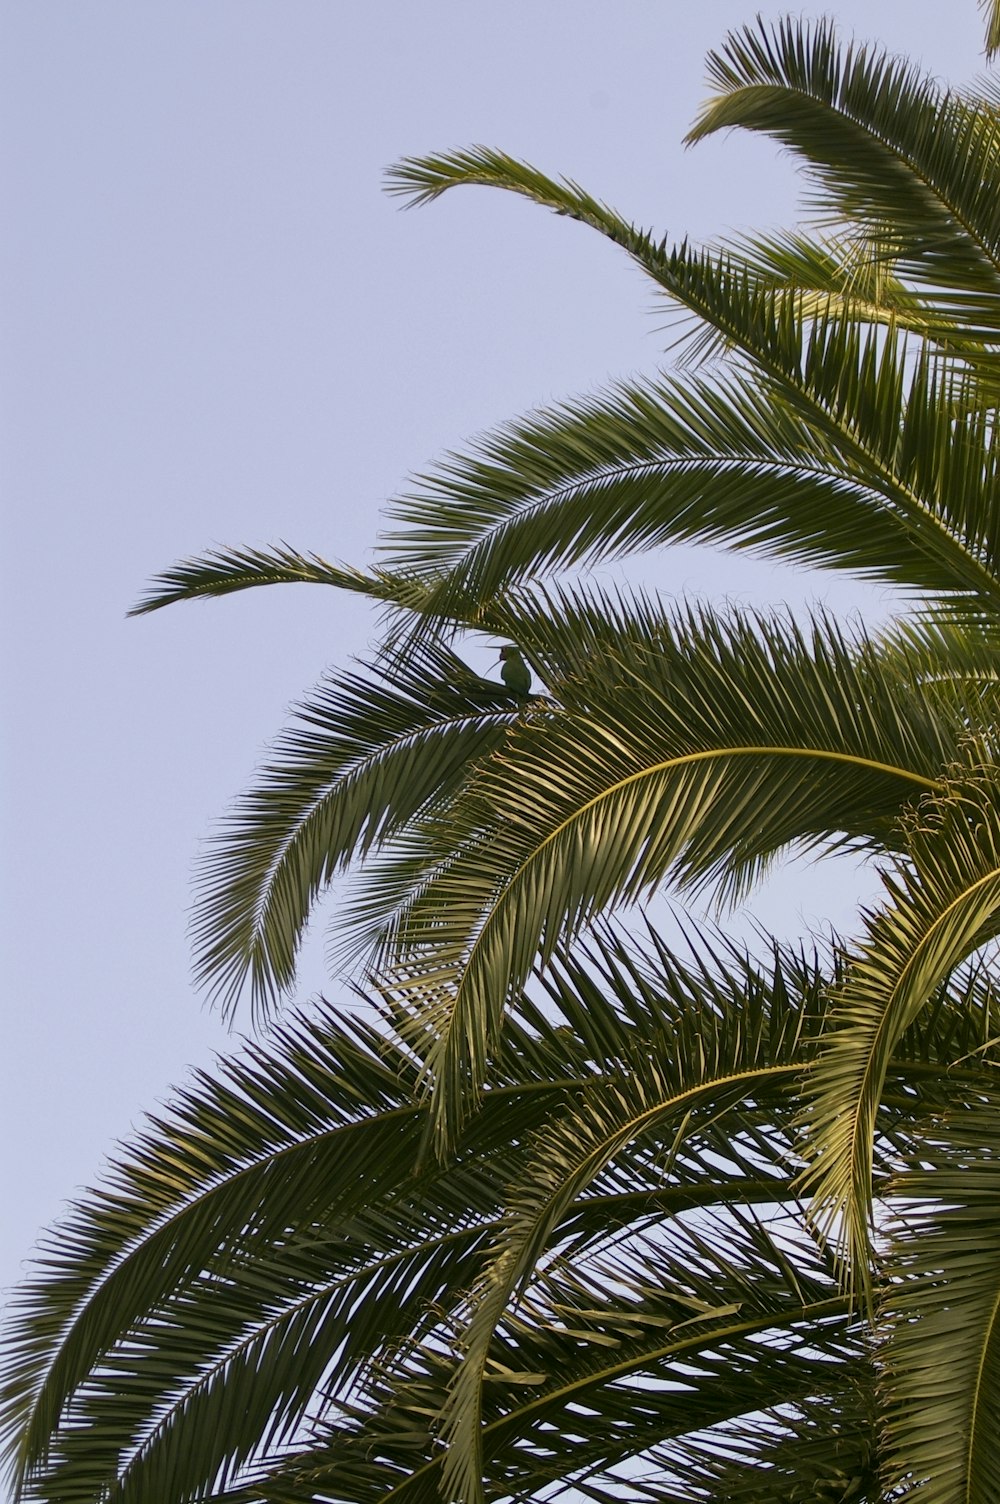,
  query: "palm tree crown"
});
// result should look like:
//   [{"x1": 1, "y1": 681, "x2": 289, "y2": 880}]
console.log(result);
[{"x1": 5, "y1": 8, "x2": 1000, "y2": 1502}]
